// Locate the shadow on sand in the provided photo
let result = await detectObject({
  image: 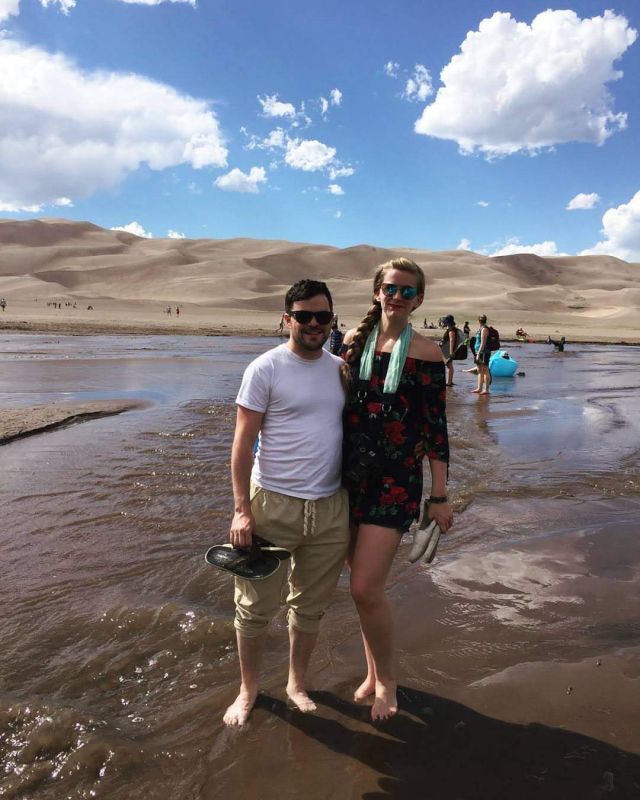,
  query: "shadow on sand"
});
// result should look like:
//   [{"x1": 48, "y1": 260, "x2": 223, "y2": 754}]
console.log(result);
[{"x1": 257, "y1": 685, "x2": 640, "y2": 799}]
